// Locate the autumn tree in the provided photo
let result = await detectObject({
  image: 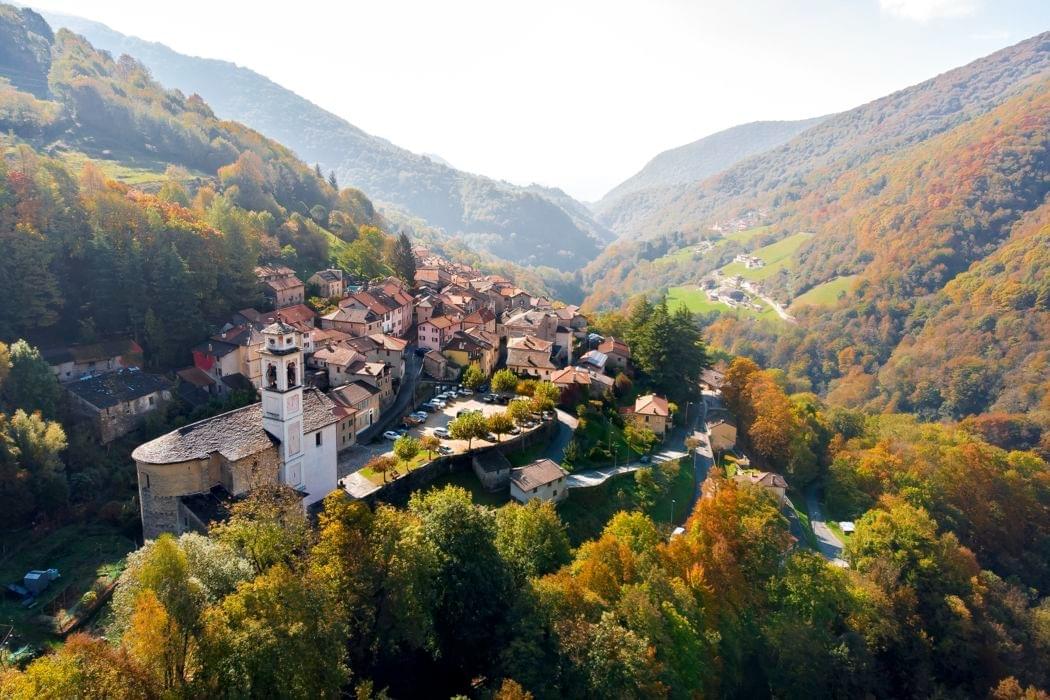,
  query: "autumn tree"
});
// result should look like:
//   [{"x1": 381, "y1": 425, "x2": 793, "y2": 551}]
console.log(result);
[
  {"x1": 487, "y1": 411, "x2": 515, "y2": 442},
  {"x1": 420, "y1": 434, "x2": 441, "y2": 459},
  {"x1": 495, "y1": 500, "x2": 571, "y2": 584}
]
